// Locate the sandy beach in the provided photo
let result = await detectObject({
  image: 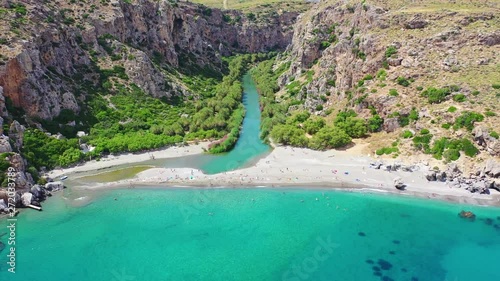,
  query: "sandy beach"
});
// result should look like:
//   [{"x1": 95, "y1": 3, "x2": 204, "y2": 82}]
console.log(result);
[
  {"x1": 54, "y1": 143, "x2": 500, "y2": 207},
  {"x1": 48, "y1": 142, "x2": 209, "y2": 178}
]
